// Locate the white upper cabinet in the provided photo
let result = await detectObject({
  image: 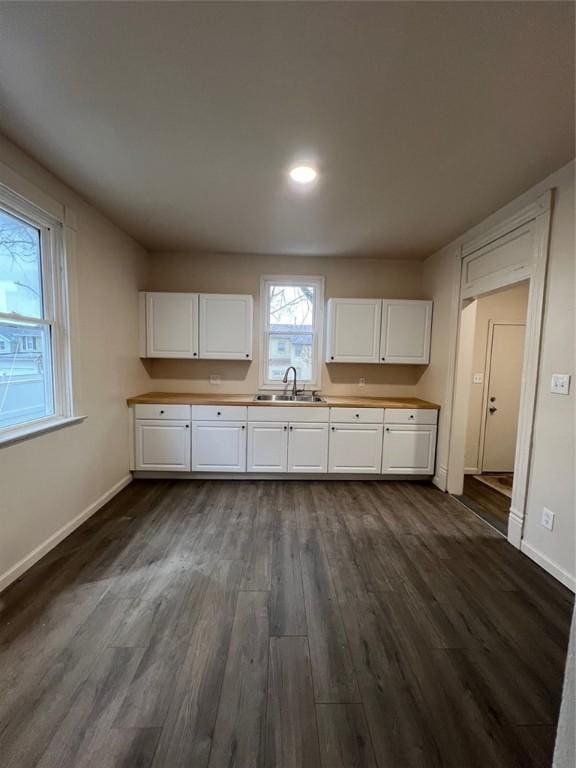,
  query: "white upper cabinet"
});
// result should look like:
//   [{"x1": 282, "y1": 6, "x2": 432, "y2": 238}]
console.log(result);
[
  {"x1": 199, "y1": 294, "x2": 253, "y2": 360},
  {"x1": 380, "y1": 300, "x2": 432, "y2": 364},
  {"x1": 325, "y1": 299, "x2": 381, "y2": 363},
  {"x1": 140, "y1": 292, "x2": 253, "y2": 359},
  {"x1": 144, "y1": 292, "x2": 199, "y2": 358},
  {"x1": 325, "y1": 298, "x2": 432, "y2": 365}
]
